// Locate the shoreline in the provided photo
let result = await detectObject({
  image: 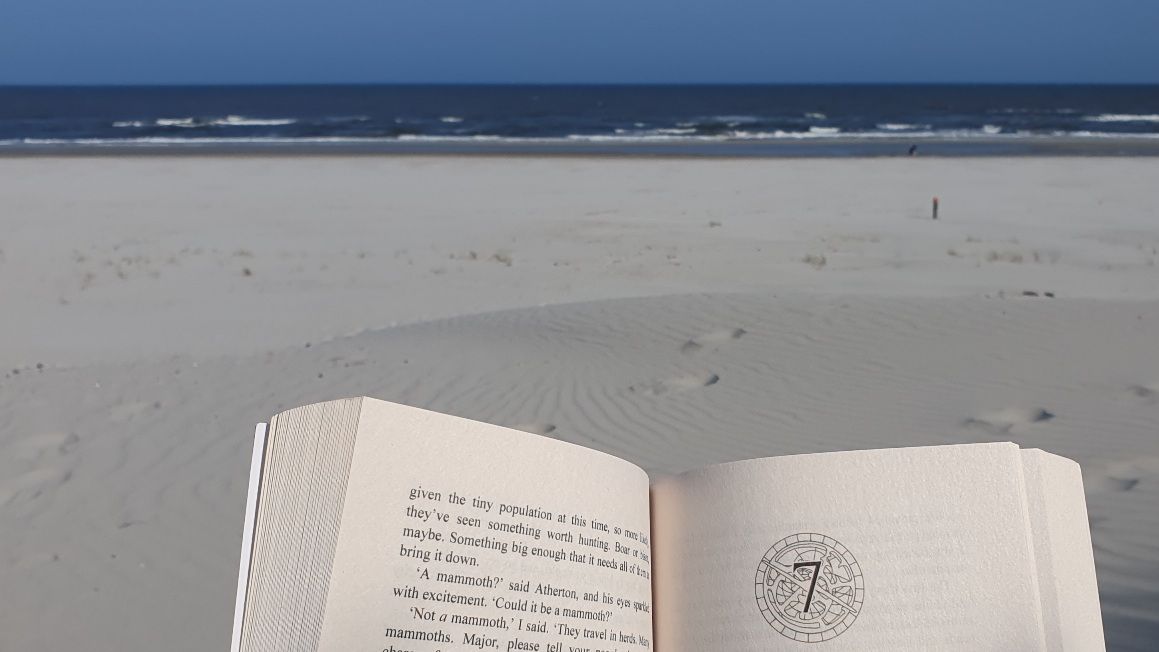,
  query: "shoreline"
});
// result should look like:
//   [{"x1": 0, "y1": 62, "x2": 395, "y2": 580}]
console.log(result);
[{"x1": 4, "y1": 136, "x2": 1159, "y2": 158}]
